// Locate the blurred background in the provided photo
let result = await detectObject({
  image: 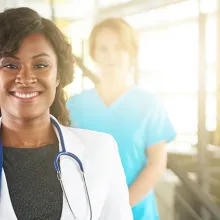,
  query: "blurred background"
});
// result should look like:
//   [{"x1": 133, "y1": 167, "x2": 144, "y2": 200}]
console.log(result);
[{"x1": 1, "y1": 0, "x2": 220, "y2": 219}]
